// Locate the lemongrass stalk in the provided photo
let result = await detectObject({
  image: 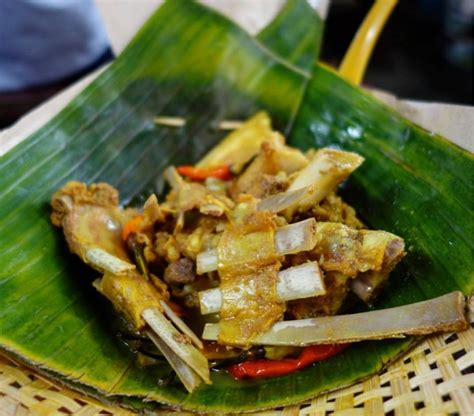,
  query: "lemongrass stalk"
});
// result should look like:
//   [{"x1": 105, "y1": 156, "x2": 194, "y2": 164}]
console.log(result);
[
  {"x1": 142, "y1": 308, "x2": 211, "y2": 384},
  {"x1": 145, "y1": 329, "x2": 202, "y2": 393},
  {"x1": 274, "y1": 218, "x2": 317, "y2": 255},
  {"x1": 85, "y1": 248, "x2": 135, "y2": 275},
  {"x1": 285, "y1": 149, "x2": 364, "y2": 215},
  {"x1": 163, "y1": 166, "x2": 183, "y2": 189},
  {"x1": 160, "y1": 300, "x2": 203, "y2": 349},
  {"x1": 196, "y1": 112, "x2": 273, "y2": 168},
  {"x1": 202, "y1": 292, "x2": 467, "y2": 345},
  {"x1": 350, "y1": 271, "x2": 388, "y2": 304}
]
